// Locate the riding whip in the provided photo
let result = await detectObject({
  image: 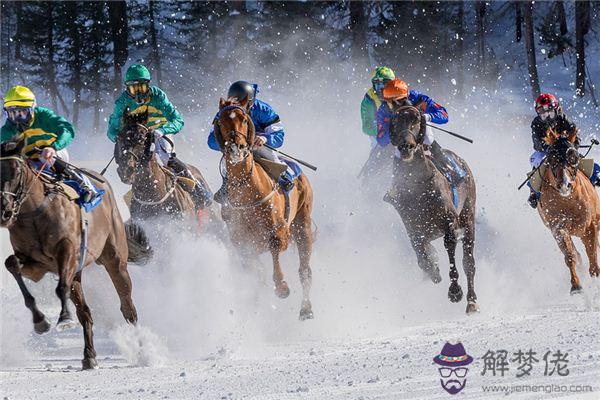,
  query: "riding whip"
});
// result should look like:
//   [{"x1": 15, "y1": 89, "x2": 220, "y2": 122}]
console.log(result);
[
  {"x1": 426, "y1": 124, "x2": 474, "y2": 144},
  {"x1": 34, "y1": 147, "x2": 106, "y2": 184},
  {"x1": 518, "y1": 155, "x2": 548, "y2": 191},
  {"x1": 263, "y1": 144, "x2": 318, "y2": 171}
]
